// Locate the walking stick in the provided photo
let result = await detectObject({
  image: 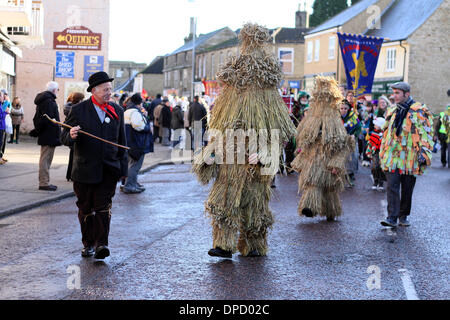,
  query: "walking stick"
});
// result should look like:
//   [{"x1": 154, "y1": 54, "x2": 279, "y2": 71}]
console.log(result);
[{"x1": 43, "y1": 114, "x2": 130, "y2": 150}]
